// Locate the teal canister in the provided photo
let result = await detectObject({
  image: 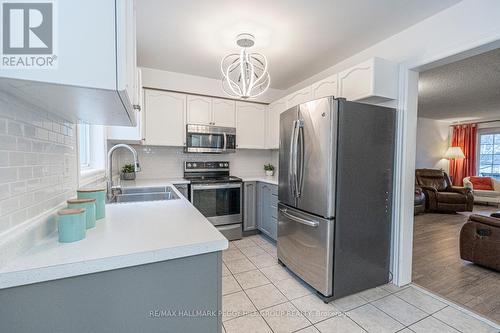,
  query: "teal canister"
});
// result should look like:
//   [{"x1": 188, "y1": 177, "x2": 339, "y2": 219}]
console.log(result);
[
  {"x1": 57, "y1": 208, "x2": 86, "y2": 243},
  {"x1": 77, "y1": 188, "x2": 106, "y2": 219},
  {"x1": 67, "y1": 198, "x2": 96, "y2": 229}
]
